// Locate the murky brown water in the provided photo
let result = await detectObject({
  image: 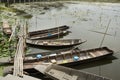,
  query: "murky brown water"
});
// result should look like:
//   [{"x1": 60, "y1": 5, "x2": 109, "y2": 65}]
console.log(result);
[
  {"x1": 28, "y1": 2, "x2": 120, "y2": 80},
  {"x1": 1, "y1": 1, "x2": 120, "y2": 80}
]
